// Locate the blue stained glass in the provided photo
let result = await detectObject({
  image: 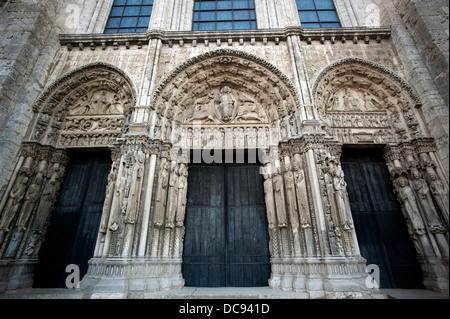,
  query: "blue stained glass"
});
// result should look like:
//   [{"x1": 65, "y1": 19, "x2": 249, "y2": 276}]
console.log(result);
[
  {"x1": 120, "y1": 17, "x2": 138, "y2": 27},
  {"x1": 106, "y1": 17, "x2": 121, "y2": 28},
  {"x1": 110, "y1": 7, "x2": 124, "y2": 17},
  {"x1": 233, "y1": 10, "x2": 250, "y2": 20},
  {"x1": 217, "y1": 11, "x2": 233, "y2": 20},
  {"x1": 192, "y1": 0, "x2": 256, "y2": 31},
  {"x1": 119, "y1": 28, "x2": 136, "y2": 33},
  {"x1": 105, "y1": 0, "x2": 153, "y2": 33},
  {"x1": 320, "y1": 22, "x2": 341, "y2": 28},
  {"x1": 297, "y1": 0, "x2": 315, "y2": 10},
  {"x1": 127, "y1": 0, "x2": 142, "y2": 5},
  {"x1": 234, "y1": 21, "x2": 251, "y2": 29},
  {"x1": 217, "y1": 1, "x2": 232, "y2": 10},
  {"x1": 140, "y1": 6, "x2": 152, "y2": 15},
  {"x1": 233, "y1": 1, "x2": 249, "y2": 9},
  {"x1": 302, "y1": 22, "x2": 321, "y2": 28},
  {"x1": 299, "y1": 11, "x2": 319, "y2": 23},
  {"x1": 200, "y1": 1, "x2": 216, "y2": 10},
  {"x1": 200, "y1": 11, "x2": 215, "y2": 21},
  {"x1": 137, "y1": 17, "x2": 149, "y2": 27},
  {"x1": 318, "y1": 10, "x2": 339, "y2": 22},
  {"x1": 124, "y1": 6, "x2": 141, "y2": 16},
  {"x1": 297, "y1": 0, "x2": 341, "y2": 28},
  {"x1": 216, "y1": 21, "x2": 233, "y2": 30},
  {"x1": 315, "y1": 0, "x2": 336, "y2": 10},
  {"x1": 199, "y1": 22, "x2": 216, "y2": 30}
]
